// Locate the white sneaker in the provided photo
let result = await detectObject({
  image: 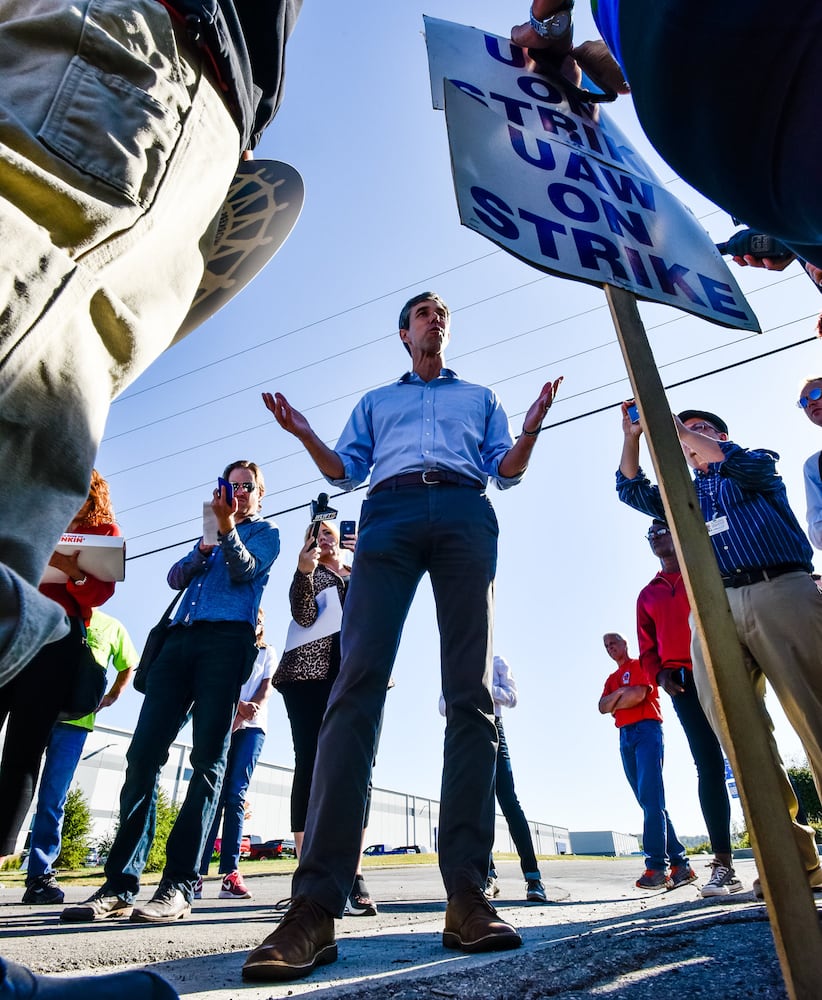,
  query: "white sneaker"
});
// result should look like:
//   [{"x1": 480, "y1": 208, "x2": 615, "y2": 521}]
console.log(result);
[
  {"x1": 700, "y1": 862, "x2": 742, "y2": 898},
  {"x1": 483, "y1": 875, "x2": 499, "y2": 899}
]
